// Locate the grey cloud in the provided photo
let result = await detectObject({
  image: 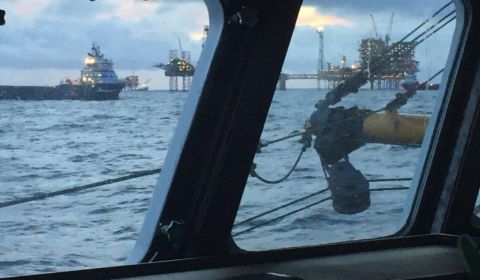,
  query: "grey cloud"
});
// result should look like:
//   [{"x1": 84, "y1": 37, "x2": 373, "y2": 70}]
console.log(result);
[
  {"x1": 0, "y1": 15, "x2": 200, "y2": 70},
  {"x1": 0, "y1": 0, "x2": 454, "y2": 79},
  {"x1": 303, "y1": 0, "x2": 455, "y2": 18},
  {"x1": 0, "y1": 0, "x2": 206, "y2": 69},
  {"x1": 46, "y1": 0, "x2": 112, "y2": 18}
]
